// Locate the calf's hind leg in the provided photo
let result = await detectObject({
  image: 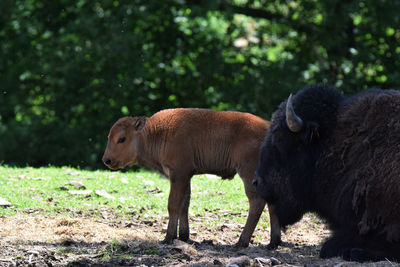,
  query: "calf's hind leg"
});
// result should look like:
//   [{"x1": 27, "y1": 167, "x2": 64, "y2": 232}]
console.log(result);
[
  {"x1": 178, "y1": 181, "x2": 191, "y2": 242},
  {"x1": 237, "y1": 173, "x2": 281, "y2": 248}
]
